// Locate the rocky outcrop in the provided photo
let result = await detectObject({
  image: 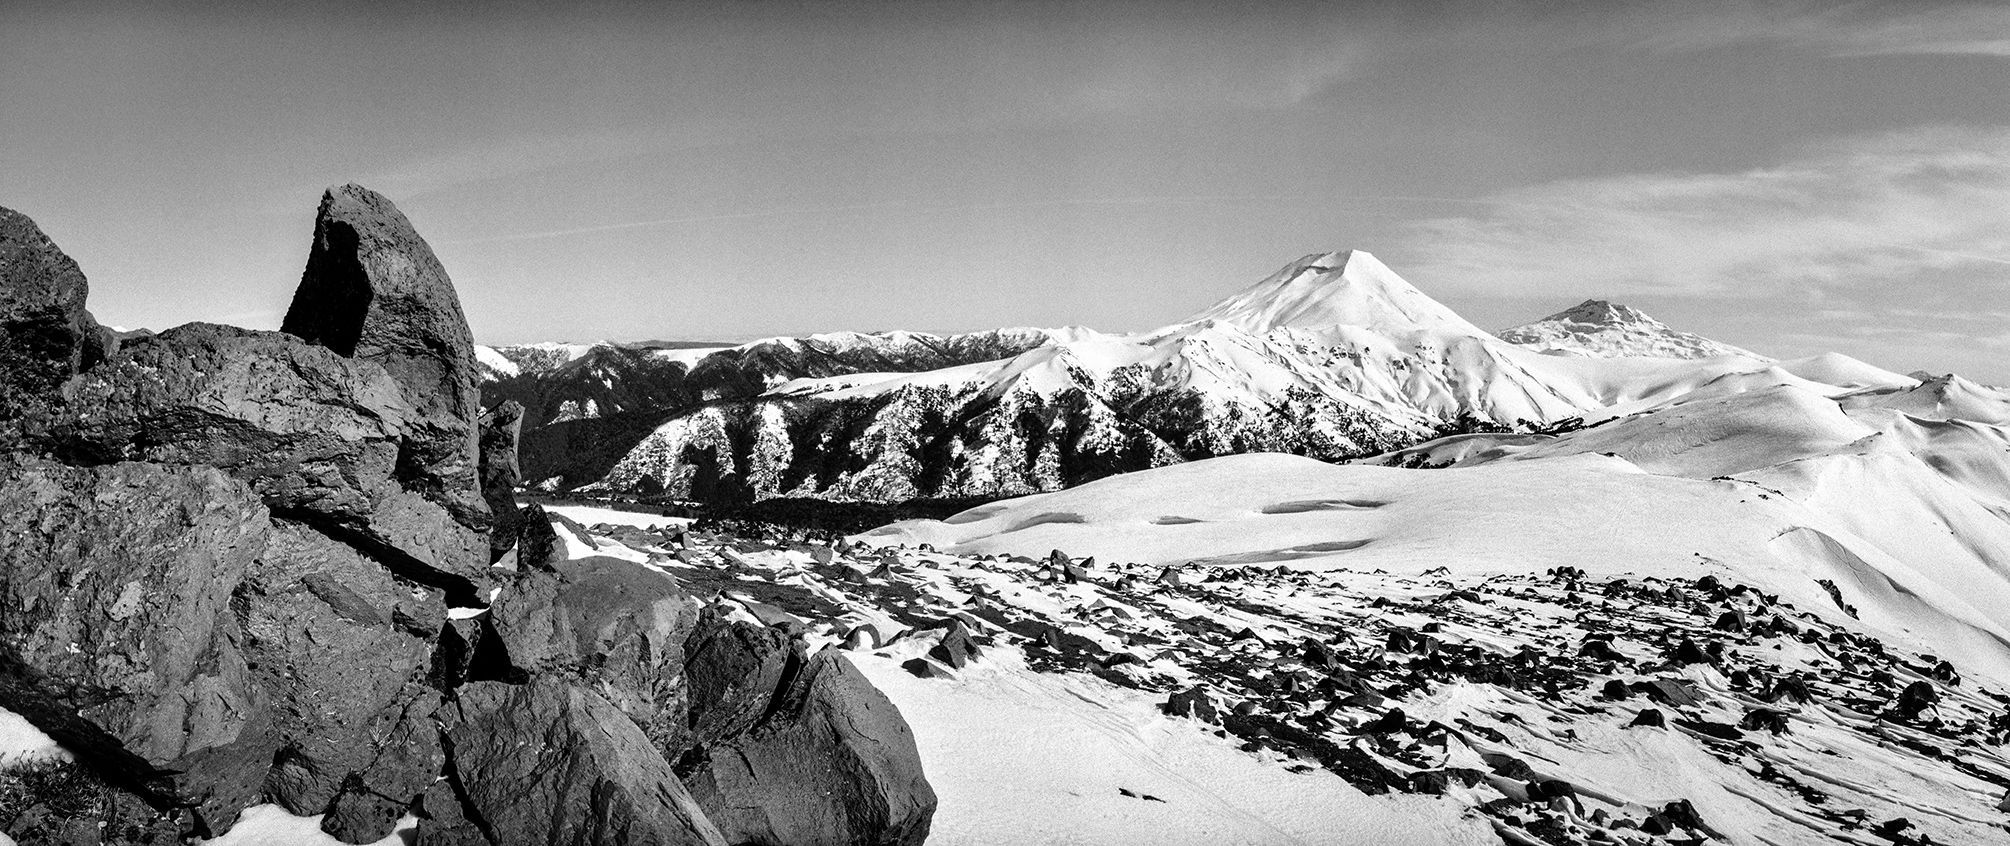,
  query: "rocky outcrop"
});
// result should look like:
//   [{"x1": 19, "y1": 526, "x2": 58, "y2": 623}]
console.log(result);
[
  {"x1": 283, "y1": 183, "x2": 489, "y2": 537},
  {"x1": 468, "y1": 551, "x2": 935, "y2": 846},
  {"x1": 0, "y1": 457, "x2": 268, "y2": 812},
  {"x1": 0, "y1": 206, "x2": 101, "y2": 444},
  {"x1": 685, "y1": 650, "x2": 936, "y2": 846},
  {"x1": 429, "y1": 680, "x2": 727, "y2": 846},
  {"x1": 50, "y1": 322, "x2": 488, "y2": 596},
  {"x1": 0, "y1": 190, "x2": 934, "y2": 845},
  {"x1": 479, "y1": 400, "x2": 525, "y2": 562}
]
